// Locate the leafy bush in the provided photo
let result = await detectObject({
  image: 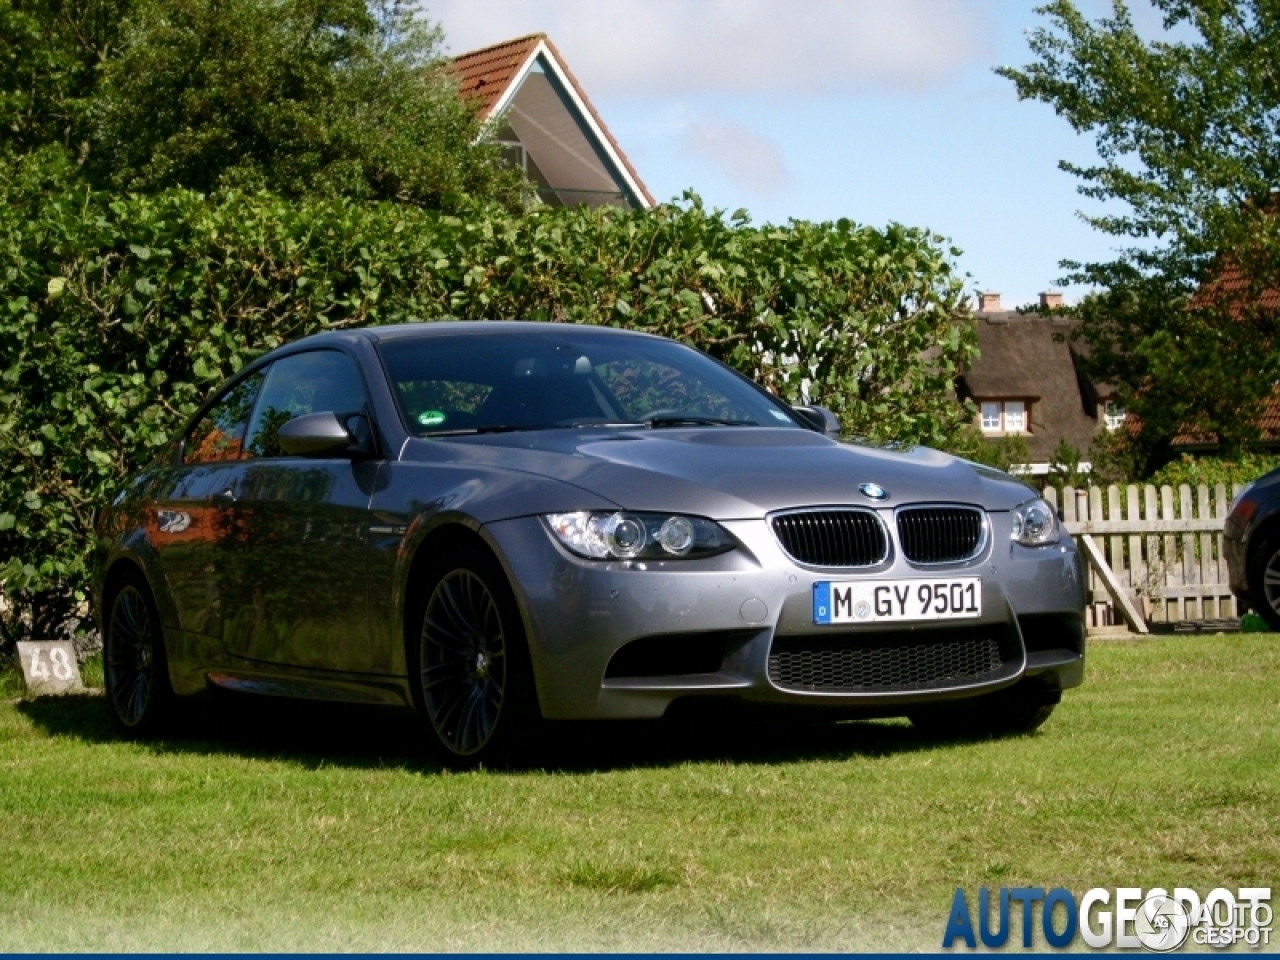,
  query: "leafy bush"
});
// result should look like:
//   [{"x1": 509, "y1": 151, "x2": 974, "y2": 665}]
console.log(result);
[
  {"x1": 1045, "y1": 440, "x2": 1090, "y2": 490},
  {"x1": 1146, "y1": 452, "x2": 1280, "y2": 491},
  {"x1": 0, "y1": 178, "x2": 974, "y2": 648},
  {"x1": 944, "y1": 430, "x2": 1030, "y2": 477}
]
